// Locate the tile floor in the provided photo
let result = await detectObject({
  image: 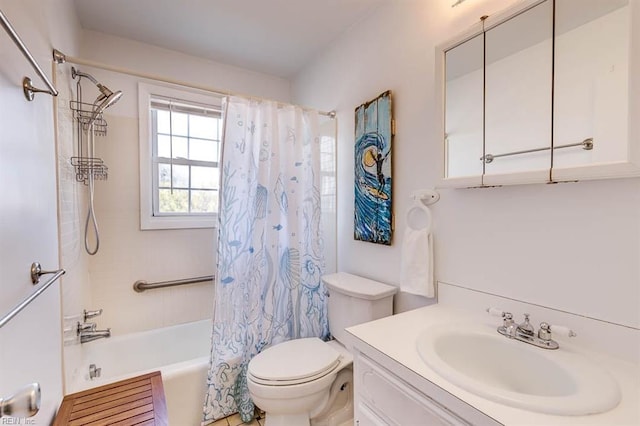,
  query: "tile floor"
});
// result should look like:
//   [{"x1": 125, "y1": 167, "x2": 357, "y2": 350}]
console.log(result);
[{"x1": 211, "y1": 410, "x2": 266, "y2": 426}]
